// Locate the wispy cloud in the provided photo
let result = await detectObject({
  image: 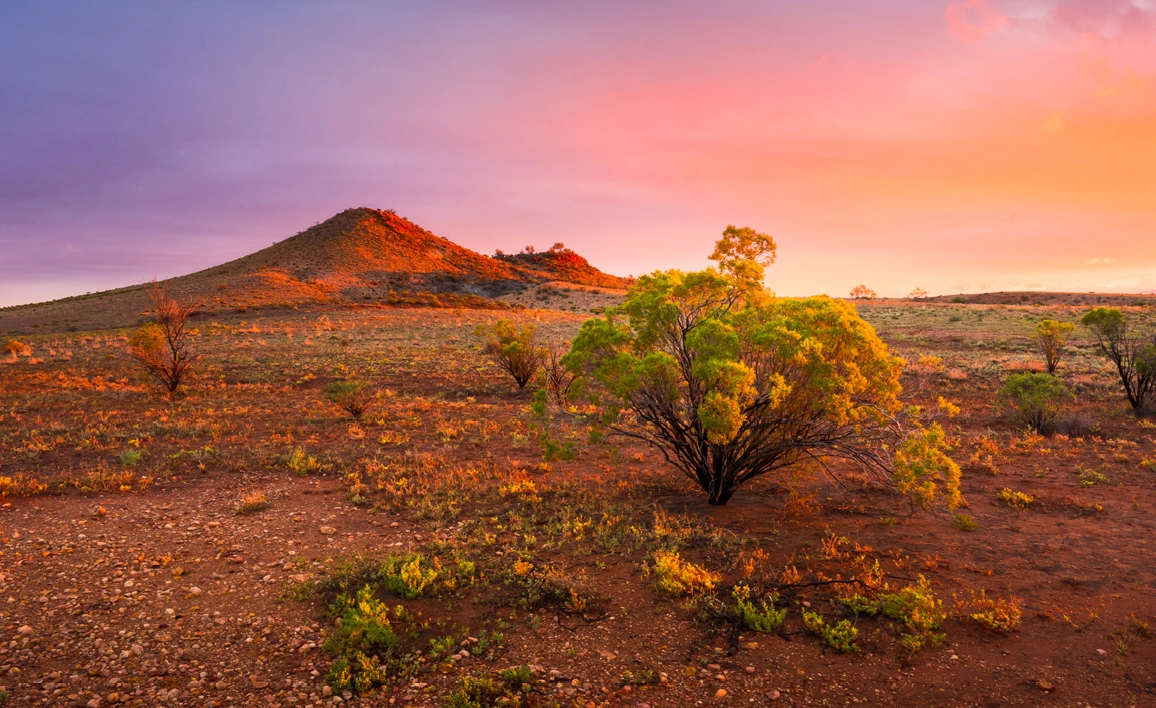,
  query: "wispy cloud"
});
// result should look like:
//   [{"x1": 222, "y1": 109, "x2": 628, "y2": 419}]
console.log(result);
[
  {"x1": 1053, "y1": 0, "x2": 1154, "y2": 39},
  {"x1": 946, "y1": 0, "x2": 1009, "y2": 42},
  {"x1": 1089, "y1": 257, "x2": 1116, "y2": 264}
]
